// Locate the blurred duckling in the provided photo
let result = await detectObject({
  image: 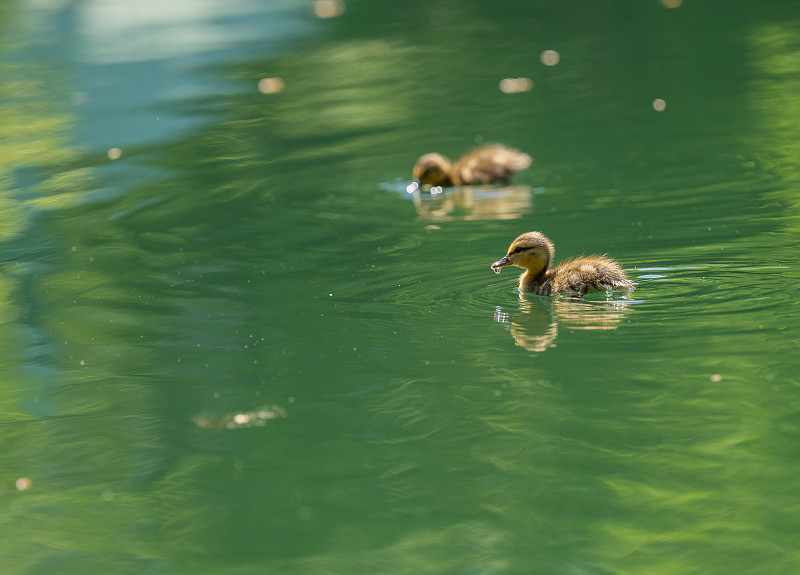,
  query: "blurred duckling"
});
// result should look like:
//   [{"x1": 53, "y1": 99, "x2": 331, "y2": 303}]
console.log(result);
[
  {"x1": 491, "y1": 231, "x2": 633, "y2": 296},
  {"x1": 413, "y1": 144, "x2": 531, "y2": 187}
]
